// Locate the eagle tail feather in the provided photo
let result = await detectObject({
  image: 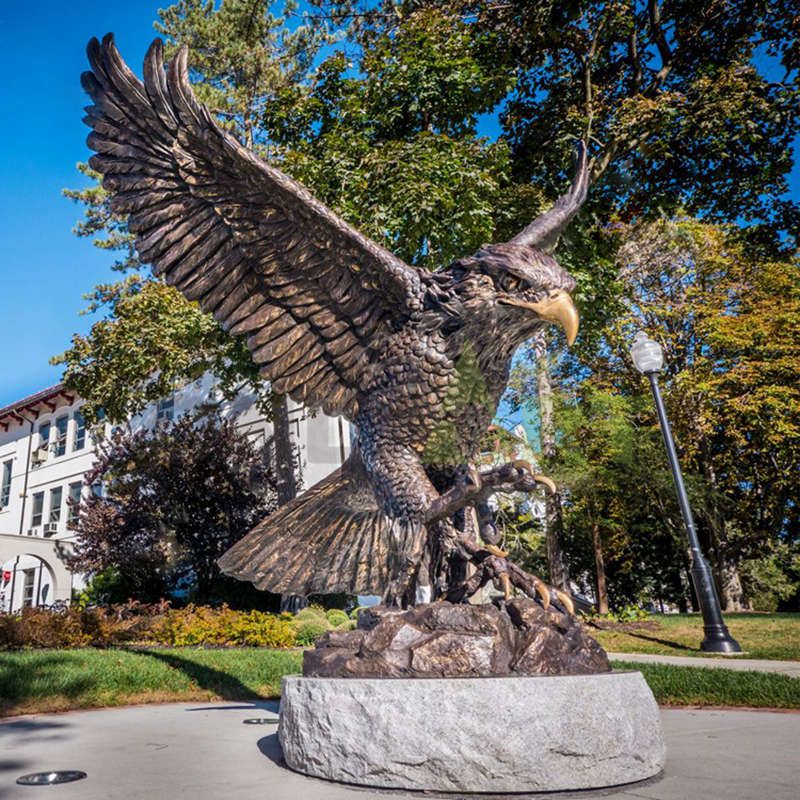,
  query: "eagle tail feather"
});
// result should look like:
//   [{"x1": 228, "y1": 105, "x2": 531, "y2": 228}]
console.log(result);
[{"x1": 218, "y1": 452, "x2": 399, "y2": 597}]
